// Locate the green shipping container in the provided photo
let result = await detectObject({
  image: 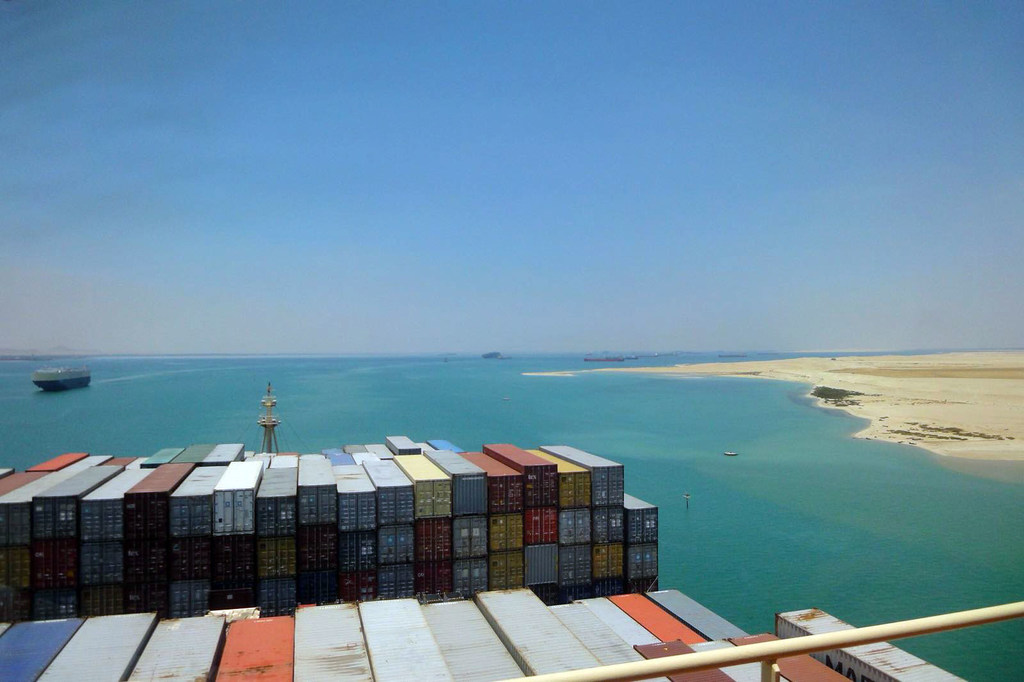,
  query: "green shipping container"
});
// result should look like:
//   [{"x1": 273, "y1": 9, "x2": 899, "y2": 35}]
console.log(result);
[
  {"x1": 488, "y1": 513, "x2": 524, "y2": 552},
  {"x1": 0, "y1": 546, "x2": 31, "y2": 589},
  {"x1": 488, "y1": 550, "x2": 525, "y2": 590},
  {"x1": 257, "y1": 536, "x2": 296, "y2": 579},
  {"x1": 592, "y1": 543, "x2": 624, "y2": 579}
]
